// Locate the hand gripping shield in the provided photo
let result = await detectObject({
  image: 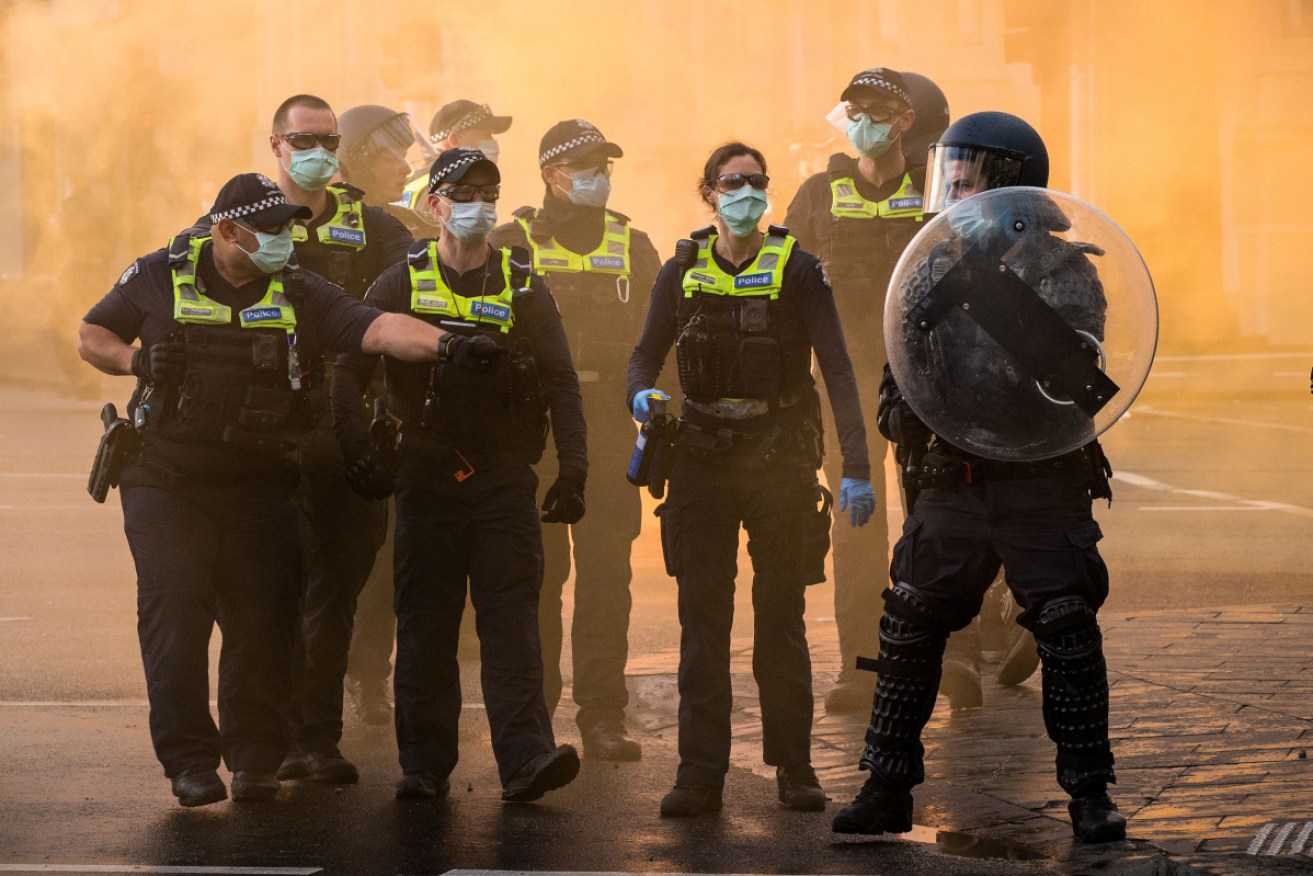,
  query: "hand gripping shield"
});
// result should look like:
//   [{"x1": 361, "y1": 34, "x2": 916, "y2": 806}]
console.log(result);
[{"x1": 885, "y1": 187, "x2": 1156, "y2": 461}]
